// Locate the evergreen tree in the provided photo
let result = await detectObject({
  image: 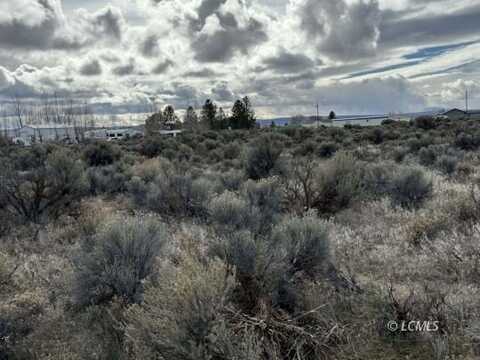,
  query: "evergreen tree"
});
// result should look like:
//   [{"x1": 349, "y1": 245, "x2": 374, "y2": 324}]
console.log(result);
[
  {"x1": 230, "y1": 96, "x2": 256, "y2": 129},
  {"x1": 215, "y1": 107, "x2": 228, "y2": 130},
  {"x1": 329, "y1": 111, "x2": 336, "y2": 120},
  {"x1": 201, "y1": 99, "x2": 217, "y2": 130},
  {"x1": 183, "y1": 106, "x2": 199, "y2": 130},
  {"x1": 145, "y1": 111, "x2": 163, "y2": 136},
  {"x1": 163, "y1": 105, "x2": 178, "y2": 124}
]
